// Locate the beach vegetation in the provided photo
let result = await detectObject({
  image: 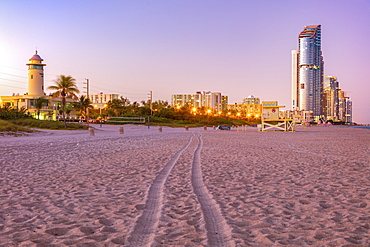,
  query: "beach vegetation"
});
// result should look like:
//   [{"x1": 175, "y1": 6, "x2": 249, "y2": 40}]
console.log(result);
[
  {"x1": 81, "y1": 98, "x2": 258, "y2": 127},
  {"x1": 1, "y1": 118, "x2": 88, "y2": 136},
  {"x1": 147, "y1": 116, "x2": 246, "y2": 127},
  {"x1": 0, "y1": 105, "x2": 31, "y2": 120},
  {"x1": 34, "y1": 97, "x2": 50, "y2": 119},
  {"x1": 47, "y1": 75, "x2": 80, "y2": 128},
  {"x1": 0, "y1": 119, "x2": 33, "y2": 135},
  {"x1": 72, "y1": 95, "x2": 93, "y2": 119},
  {"x1": 9, "y1": 118, "x2": 88, "y2": 130},
  {"x1": 1, "y1": 105, "x2": 87, "y2": 134},
  {"x1": 105, "y1": 97, "x2": 131, "y2": 116}
]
